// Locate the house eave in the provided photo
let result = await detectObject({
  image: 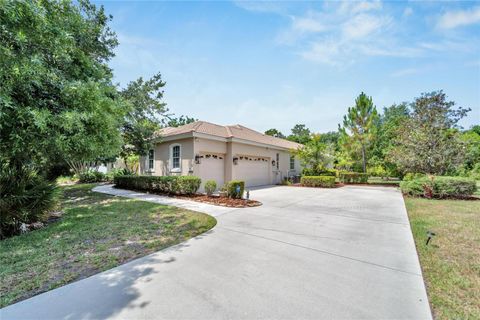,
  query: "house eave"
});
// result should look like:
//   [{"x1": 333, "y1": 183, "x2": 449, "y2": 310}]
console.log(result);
[{"x1": 153, "y1": 131, "x2": 300, "y2": 151}]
